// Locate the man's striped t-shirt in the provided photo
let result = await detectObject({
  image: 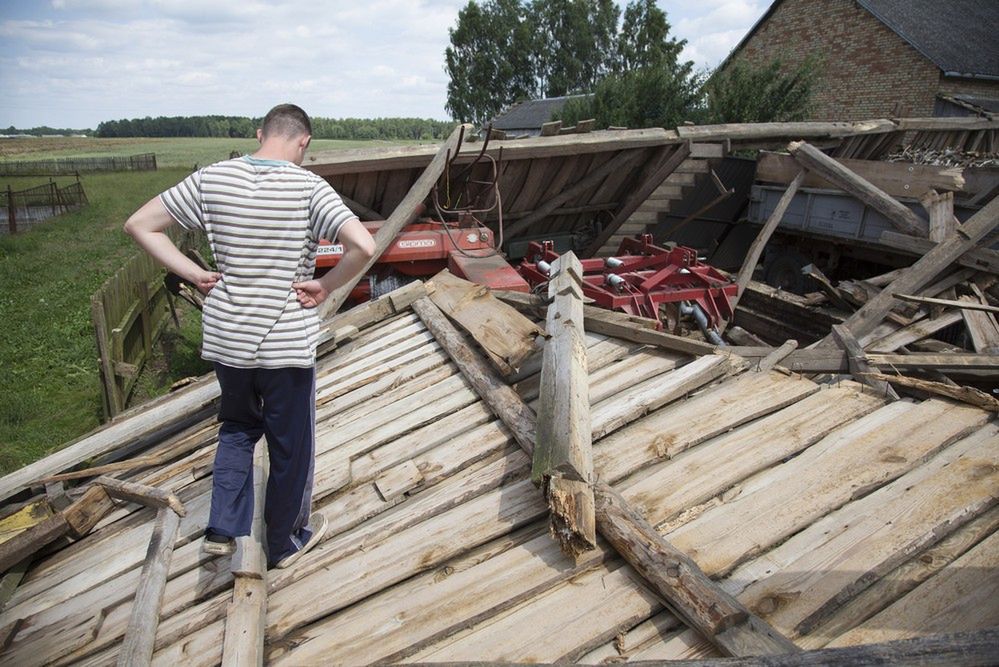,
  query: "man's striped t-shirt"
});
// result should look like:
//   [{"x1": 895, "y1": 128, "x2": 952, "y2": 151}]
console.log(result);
[{"x1": 160, "y1": 155, "x2": 356, "y2": 369}]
